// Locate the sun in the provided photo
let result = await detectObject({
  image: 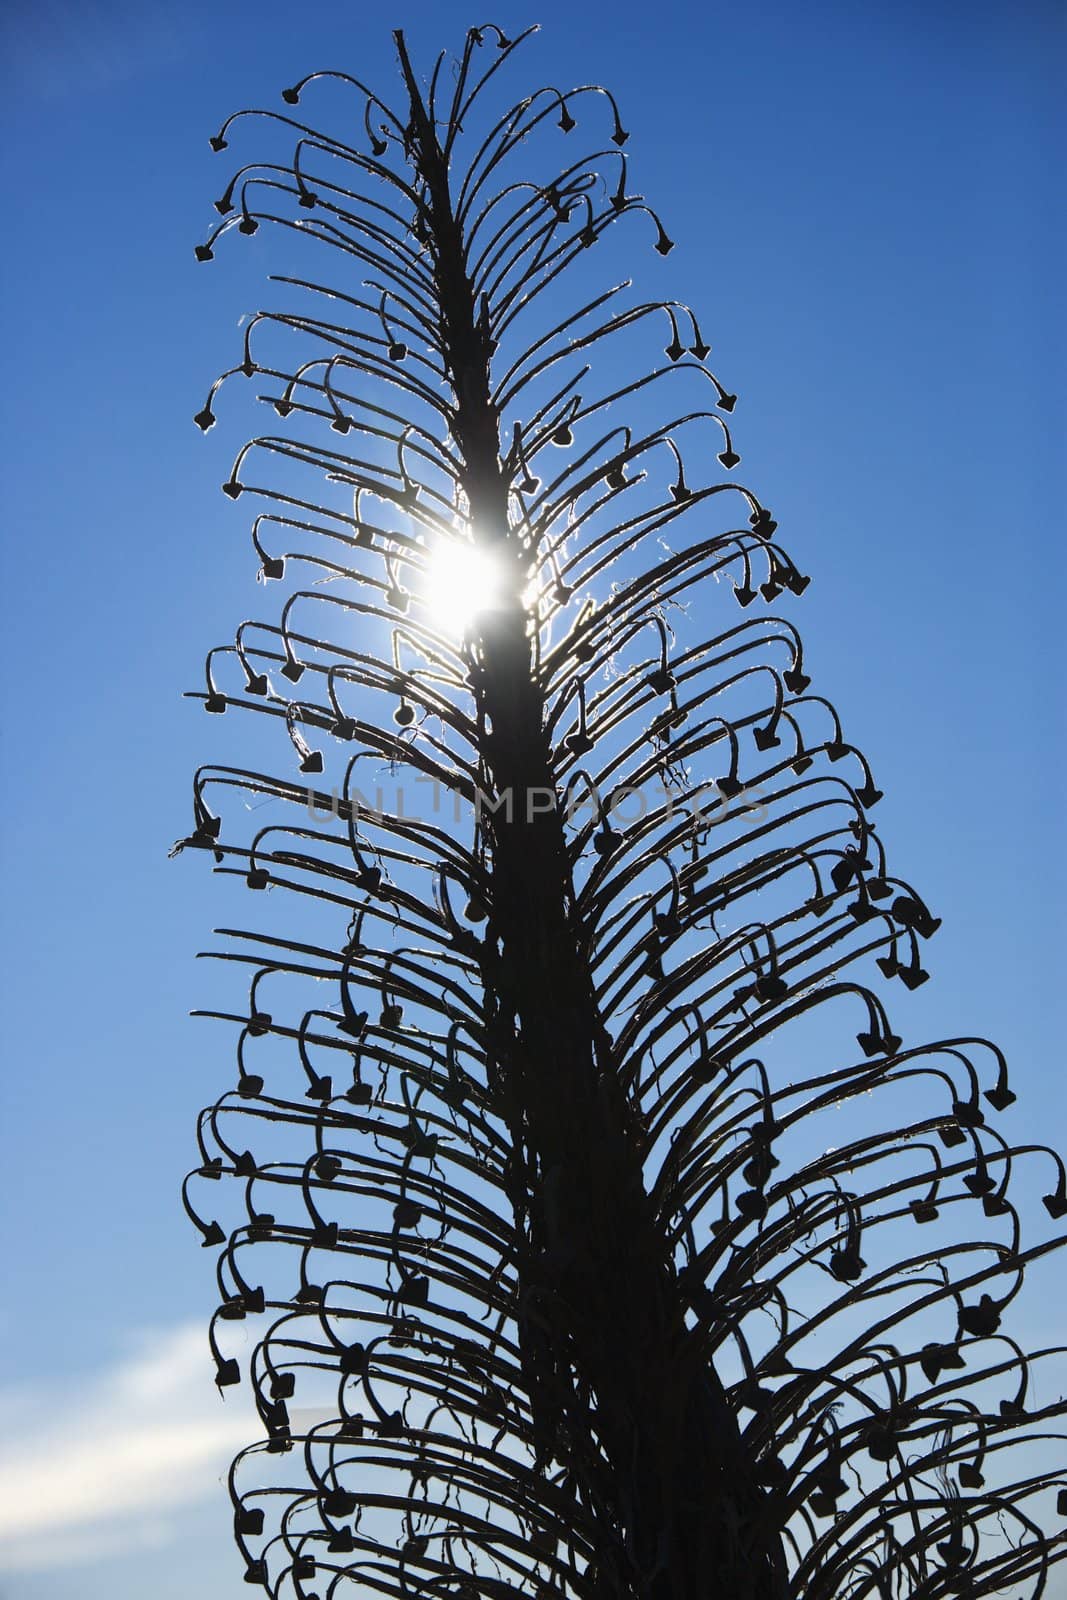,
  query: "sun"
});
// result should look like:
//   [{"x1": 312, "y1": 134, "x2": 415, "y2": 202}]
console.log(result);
[{"x1": 422, "y1": 538, "x2": 507, "y2": 634}]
